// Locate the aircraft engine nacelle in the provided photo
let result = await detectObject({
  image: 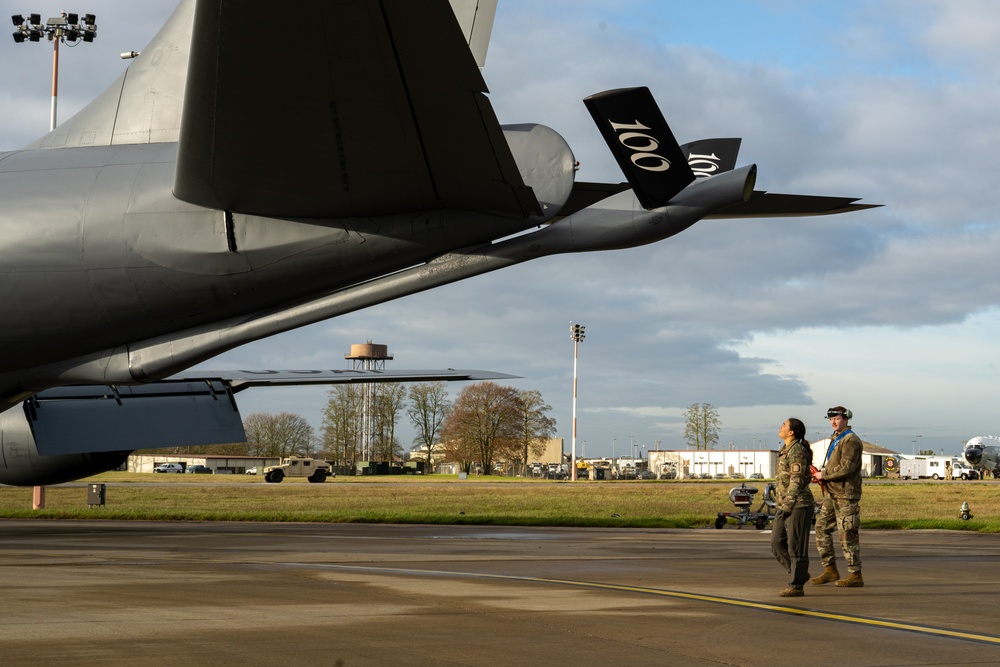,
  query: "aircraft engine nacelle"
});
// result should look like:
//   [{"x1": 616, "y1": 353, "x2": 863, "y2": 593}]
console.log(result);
[
  {"x1": 0, "y1": 408, "x2": 129, "y2": 486},
  {"x1": 502, "y1": 123, "x2": 576, "y2": 222}
]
